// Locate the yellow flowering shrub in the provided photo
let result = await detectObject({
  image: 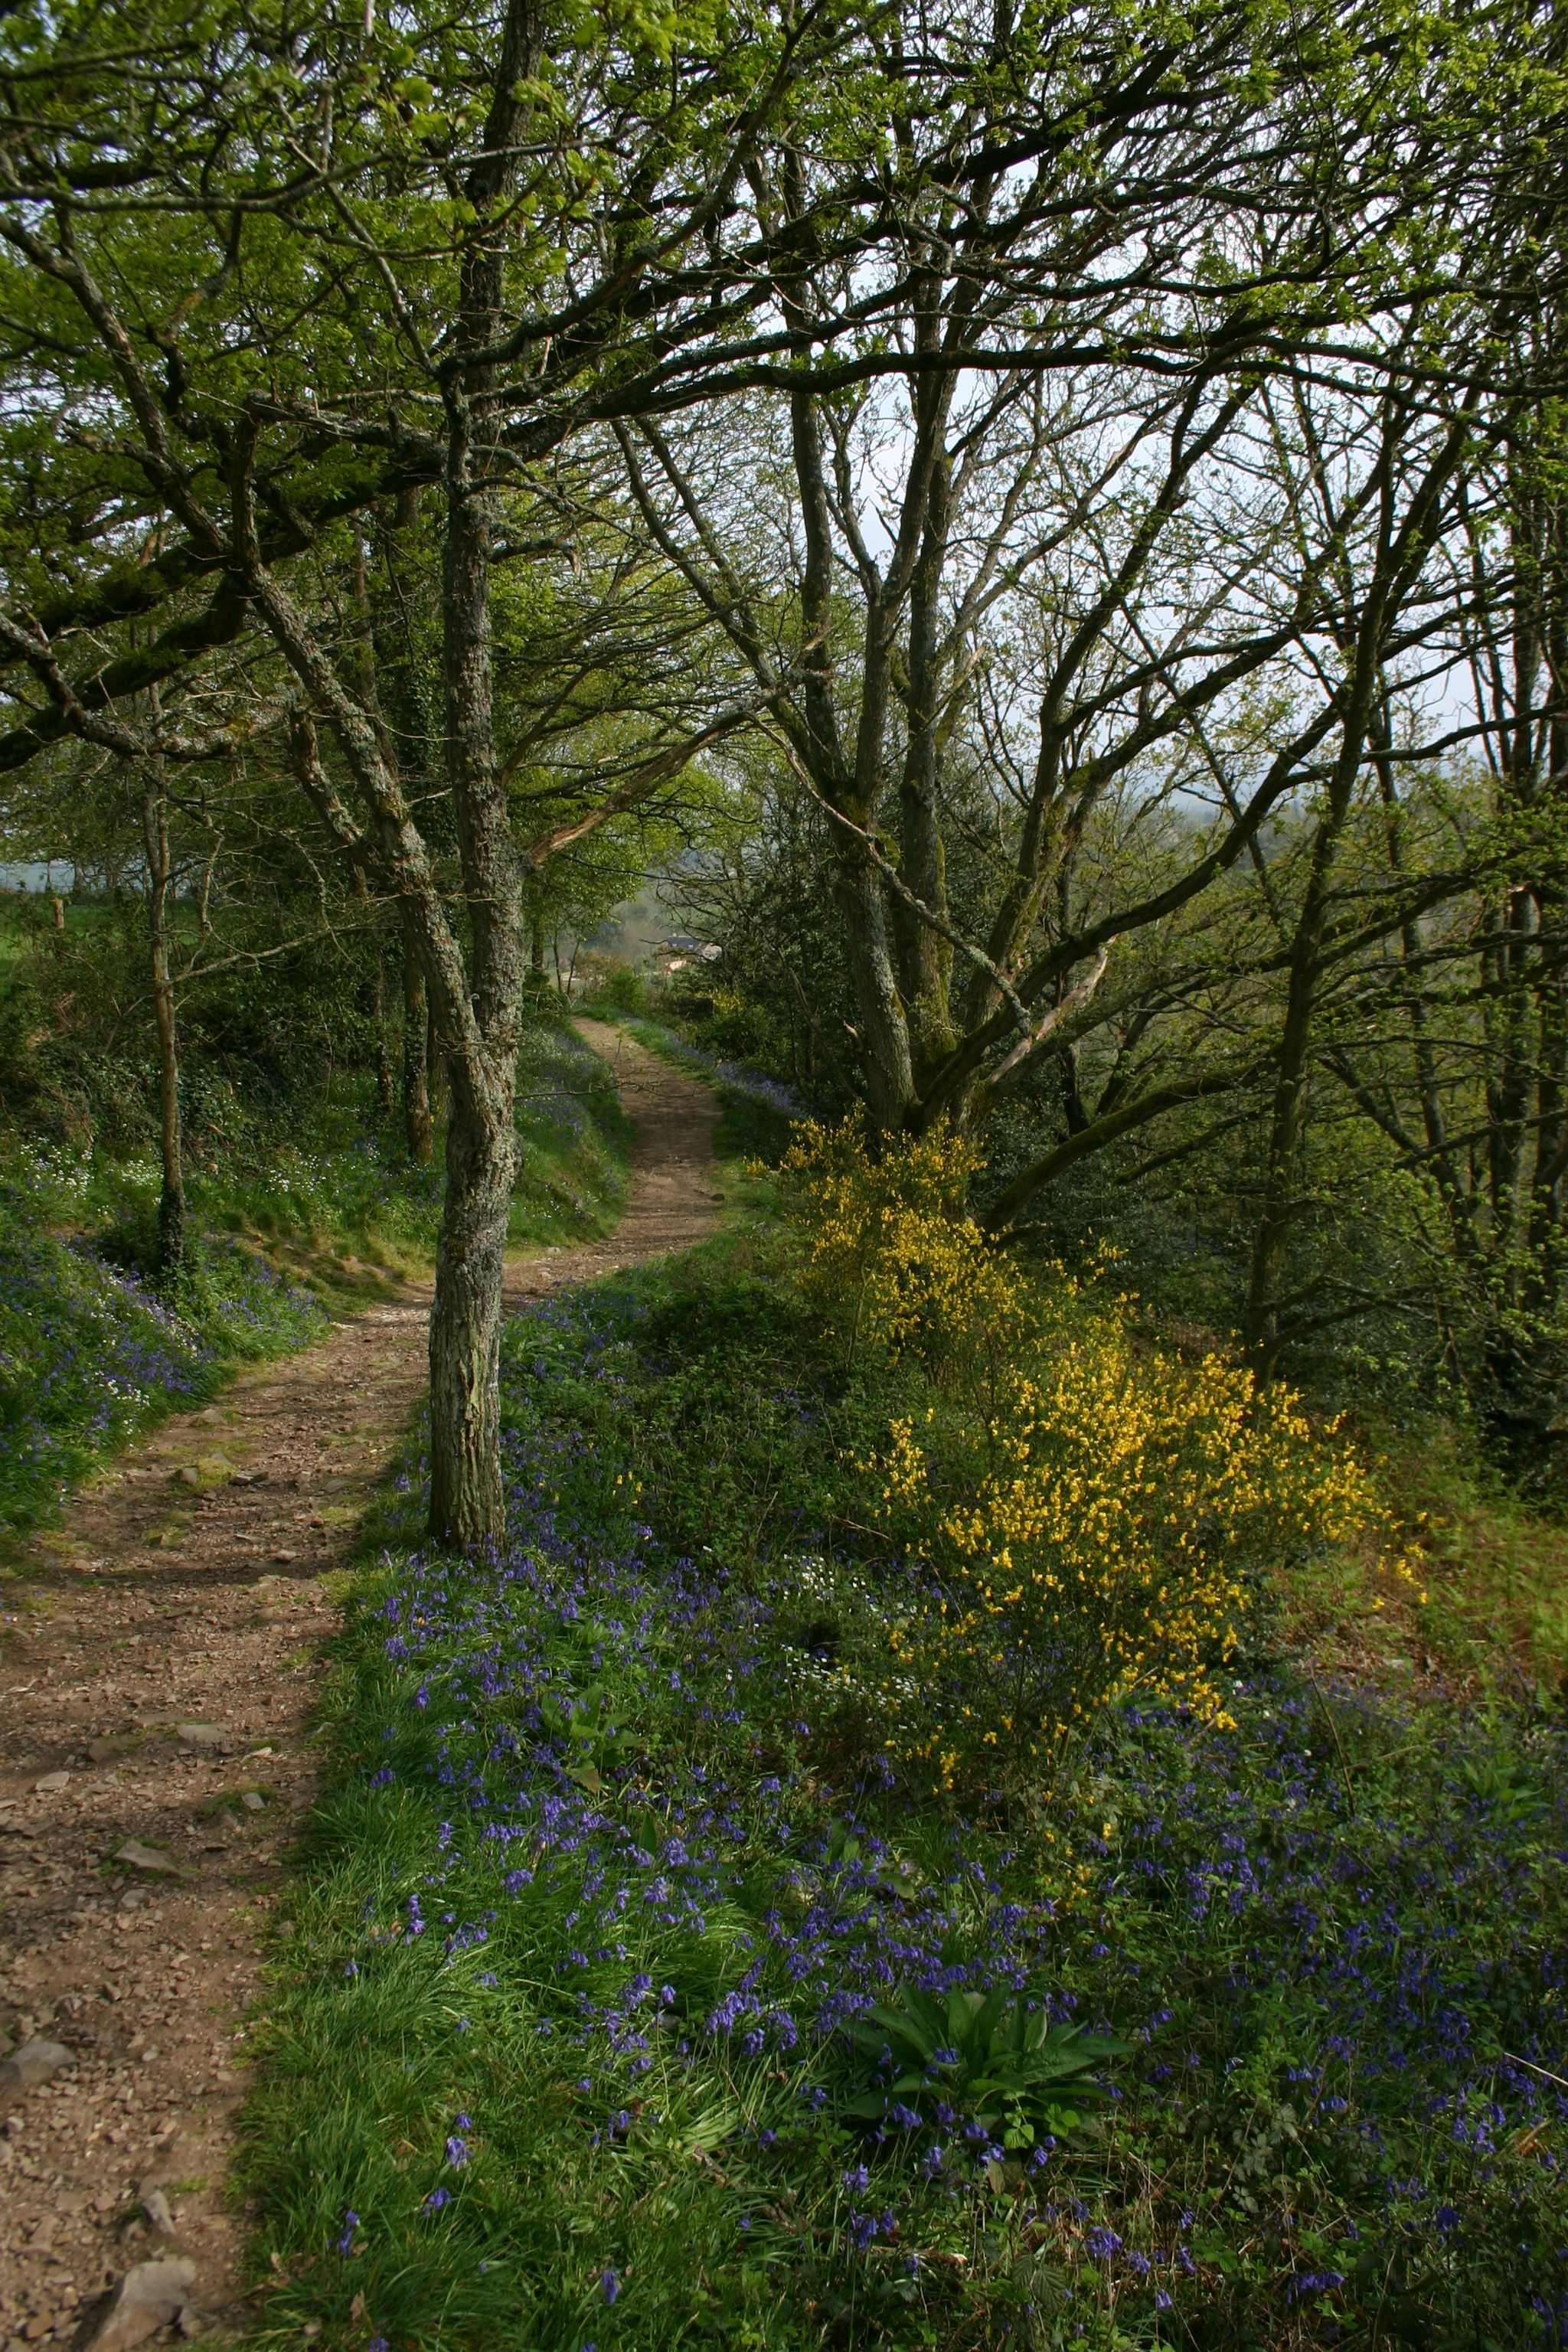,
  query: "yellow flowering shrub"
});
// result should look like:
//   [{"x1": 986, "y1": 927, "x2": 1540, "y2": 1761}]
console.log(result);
[
  {"x1": 774, "y1": 1112, "x2": 1025, "y2": 1376},
  {"x1": 776, "y1": 1116, "x2": 1419, "y2": 1791}
]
